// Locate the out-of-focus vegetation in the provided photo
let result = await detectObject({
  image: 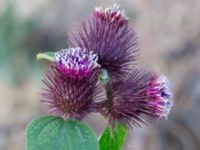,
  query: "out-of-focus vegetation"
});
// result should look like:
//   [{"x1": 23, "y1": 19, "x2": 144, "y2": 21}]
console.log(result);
[
  {"x1": 0, "y1": 1, "x2": 65, "y2": 85},
  {"x1": 0, "y1": 2, "x2": 36, "y2": 84}
]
